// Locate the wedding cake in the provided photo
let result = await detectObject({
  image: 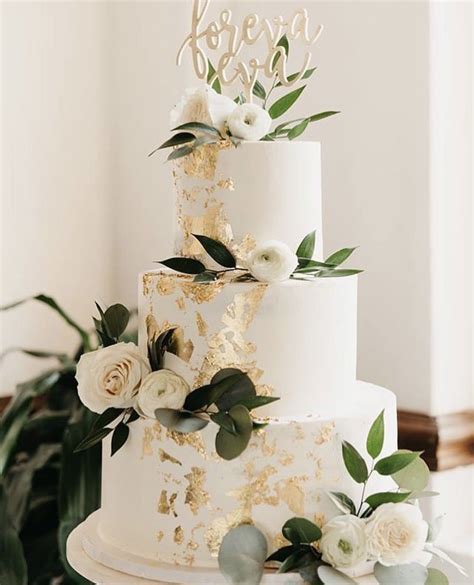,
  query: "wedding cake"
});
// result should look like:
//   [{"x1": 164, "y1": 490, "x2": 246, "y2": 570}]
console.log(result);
[{"x1": 70, "y1": 3, "x2": 453, "y2": 584}]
